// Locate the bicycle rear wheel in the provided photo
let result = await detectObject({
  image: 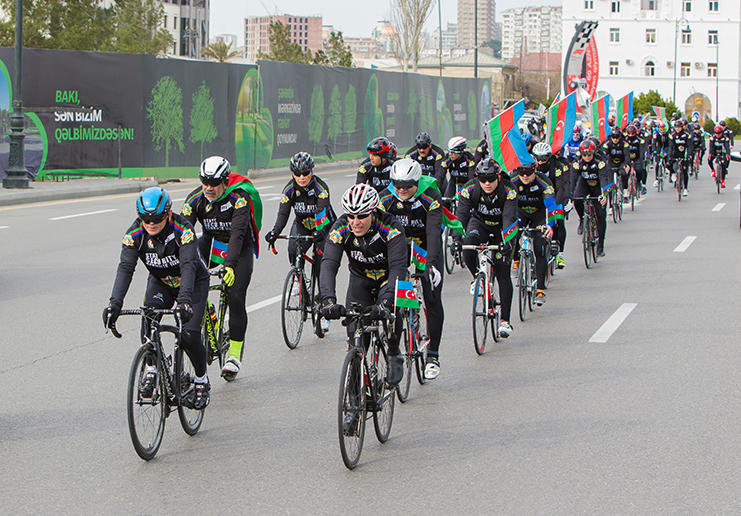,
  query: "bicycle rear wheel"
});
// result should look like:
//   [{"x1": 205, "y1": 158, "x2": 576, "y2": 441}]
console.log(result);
[
  {"x1": 518, "y1": 256, "x2": 527, "y2": 320},
  {"x1": 127, "y1": 345, "x2": 166, "y2": 461},
  {"x1": 338, "y1": 348, "x2": 366, "y2": 470},
  {"x1": 489, "y1": 282, "x2": 501, "y2": 343},
  {"x1": 443, "y1": 227, "x2": 456, "y2": 274},
  {"x1": 280, "y1": 268, "x2": 304, "y2": 349},
  {"x1": 396, "y1": 314, "x2": 413, "y2": 403},
  {"x1": 413, "y1": 307, "x2": 428, "y2": 385},
  {"x1": 472, "y1": 273, "x2": 488, "y2": 355},
  {"x1": 610, "y1": 192, "x2": 619, "y2": 223},
  {"x1": 590, "y1": 220, "x2": 599, "y2": 263},
  {"x1": 176, "y1": 347, "x2": 204, "y2": 436},
  {"x1": 371, "y1": 338, "x2": 395, "y2": 443},
  {"x1": 582, "y1": 217, "x2": 592, "y2": 269}
]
